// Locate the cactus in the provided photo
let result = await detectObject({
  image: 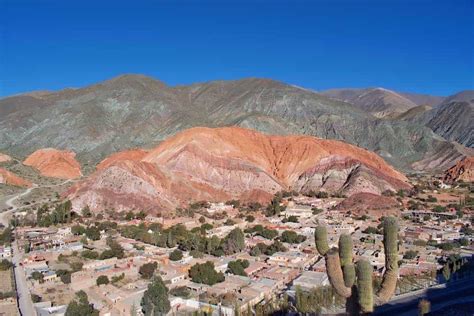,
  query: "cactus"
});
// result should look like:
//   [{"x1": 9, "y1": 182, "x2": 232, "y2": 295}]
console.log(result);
[
  {"x1": 339, "y1": 233, "x2": 353, "y2": 267},
  {"x1": 357, "y1": 260, "x2": 374, "y2": 313},
  {"x1": 376, "y1": 216, "x2": 399, "y2": 303},
  {"x1": 314, "y1": 226, "x2": 330, "y2": 256},
  {"x1": 325, "y1": 248, "x2": 352, "y2": 298},
  {"x1": 343, "y1": 263, "x2": 356, "y2": 287},
  {"x1": 314, "y1": 216, "x2": 399, "y2": 314}
]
